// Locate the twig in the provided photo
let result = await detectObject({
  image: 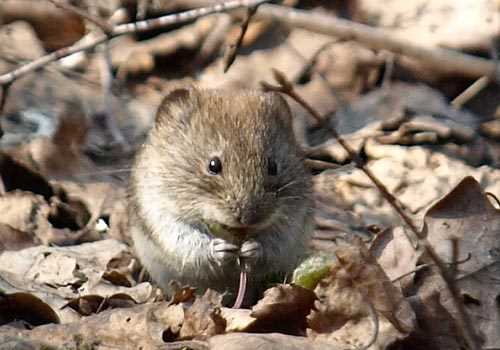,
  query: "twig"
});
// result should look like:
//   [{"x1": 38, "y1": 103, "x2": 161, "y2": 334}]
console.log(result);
[
  {"x1": 286, "y1": 41, "x2": 346, "y2": 124},
  {"x1": 0, "y1": 84, "x2": 11, "y2": 116},
  {"x1": 422, "y1": 239, "x2": 479, "y2": 350},
  {"x1": 0, "y1": 0, "x2": 270, "y2": 86},
  {"x1": 451, "y1": 39, "x2": 498, "y2": 109},
  {"x1": 486, "y1": 192, "x2": 500, "y2": 208},
  {"x1": 261, "y1": 69, "x2": 421, "y2": 247},
  {"x1": 451, "y1": 76, "x2": 490, "y2": 109},
  {"x1": 196, "y1": 13, "x2": 232, "y2": 65},
  {"x1": 391, "y1": 253, "x2": 471, "y2": 283},
  {"x1": 48, "y1": 0, "x2": 127, "y2": 149},
  {"x1": 223, "y1": 3, "x2": 264, "y2": 73},
  {"x1": 292, "y1": 40, "x2": 341, "y2": 85},
  {"x1": 260, "y1": 69, "x2": 481, "y2": 350},
  {"x1": 255, "y1": 4, "x2": 500, "y2": 81},
  {"x1": 95, "y1": 296, "x2": 108, "y2": 314},
  {"x1": 391, "y1": 264, "x2": 430, "y2": 284},
  {"x1": 358, "y1": 300, "x2": 379, "y2": 350},
  {"x1": 98, "y1": 42, "x2": 128, "y2": 149},
  {"x1": 381, "y1": 51, "x2": 395, "y2": 88},
  {"x1": 0, "y1": 84, "x2": 11, "y2": 137},
  {"x1": 304, "y1": 159, "x2": 348, "y2": 173}
]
